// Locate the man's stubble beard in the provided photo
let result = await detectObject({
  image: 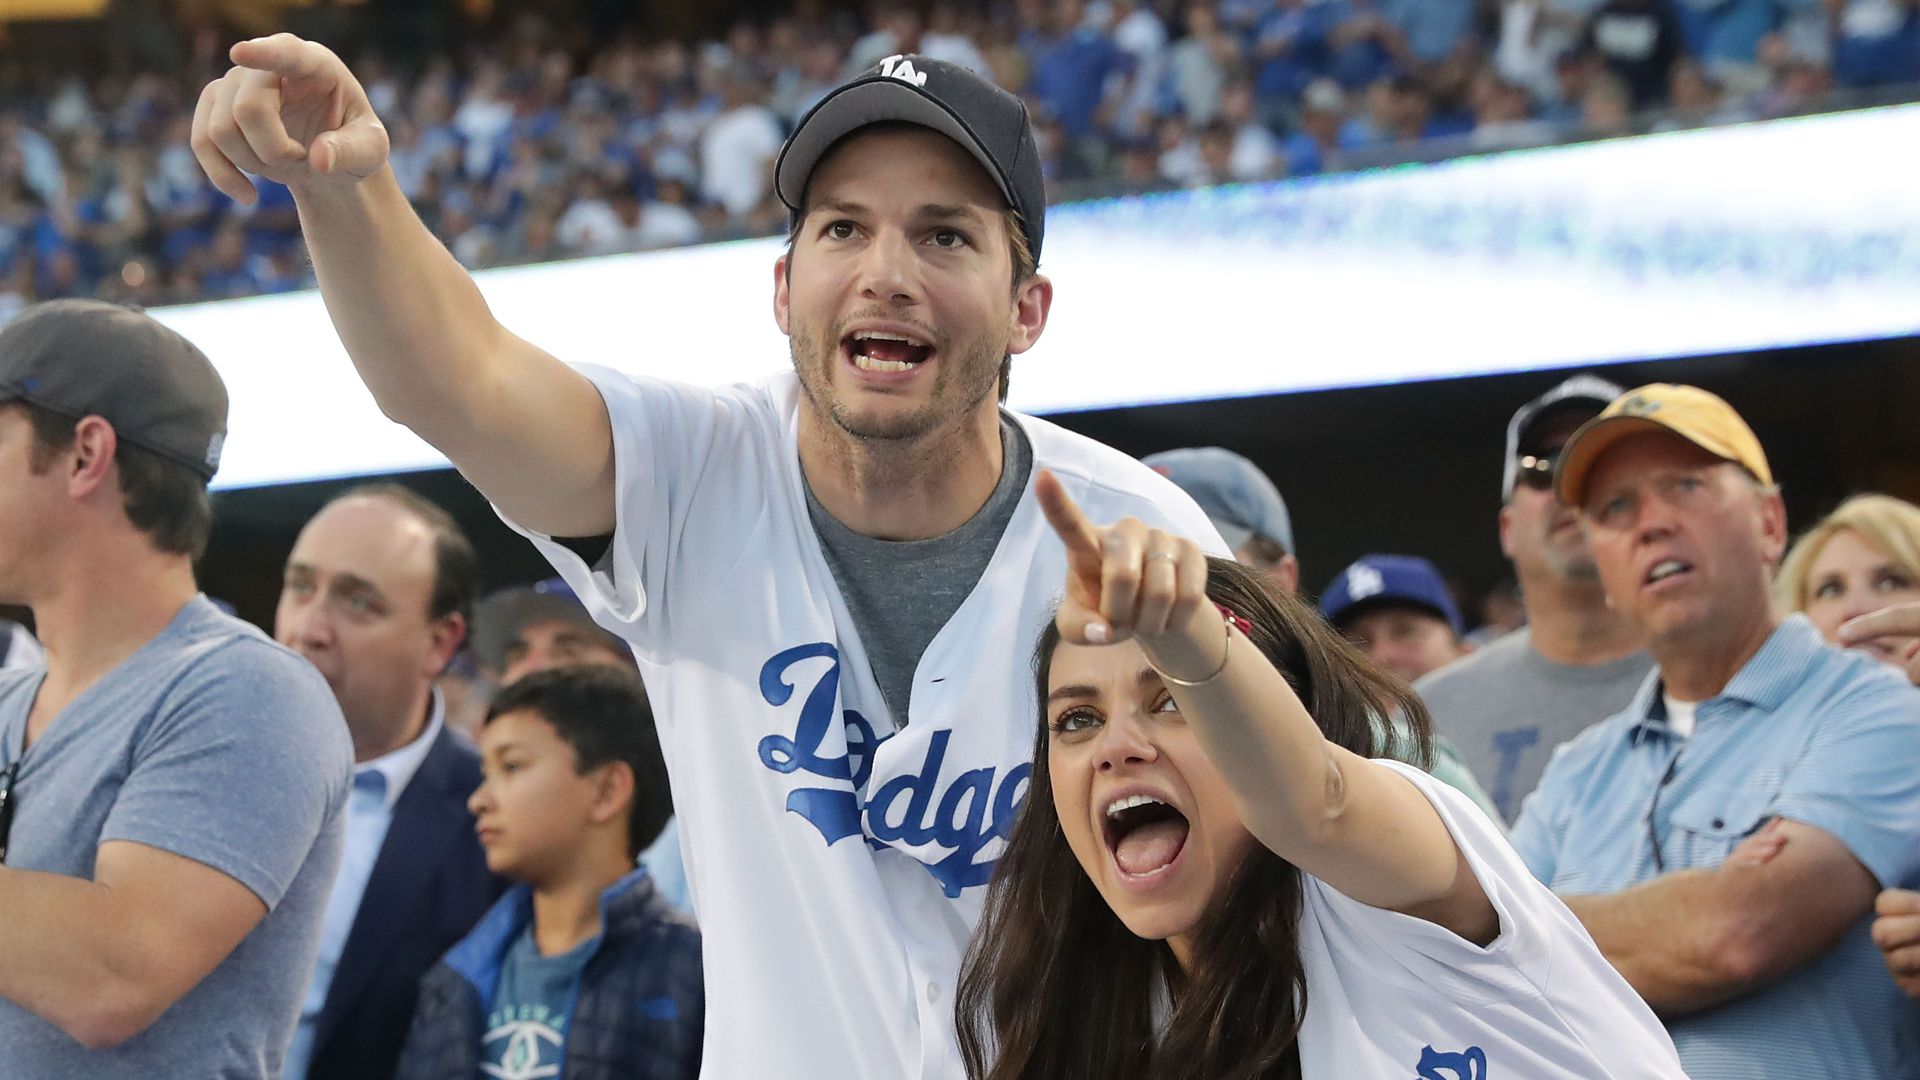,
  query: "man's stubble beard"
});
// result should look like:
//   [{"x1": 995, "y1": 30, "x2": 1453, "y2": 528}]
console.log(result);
[{"x1": 789, "y1": 321, "x2": 1004, "y2": 444}]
